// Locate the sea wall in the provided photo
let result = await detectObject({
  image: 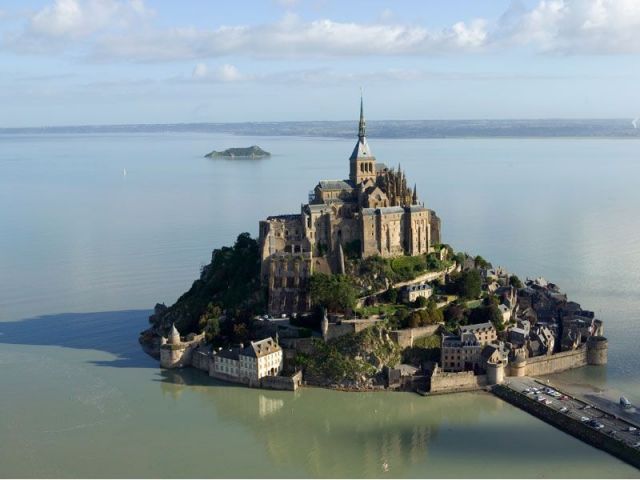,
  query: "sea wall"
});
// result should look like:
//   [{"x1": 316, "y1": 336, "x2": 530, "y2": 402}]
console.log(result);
[
  {"x1": 492, "y1": 384, "x2": 640, "y2": 469},
  {"x1": 430, "y1": 371, "x2": 487, "y2": 394},
  {"x1": 261, "y1": 371, "x2": 303, "y2": 391},
  {"x1": 524, "y1": 346, "x2": 587, "y2": 377},
  {"x1": 391, "y1": 324, "x2": 441, "y2": 348}
]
